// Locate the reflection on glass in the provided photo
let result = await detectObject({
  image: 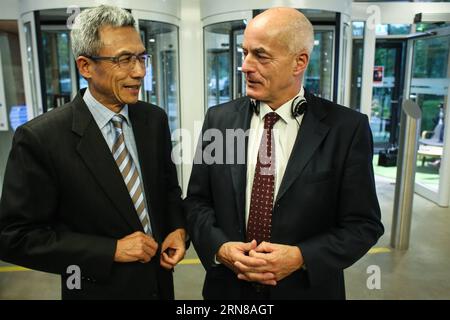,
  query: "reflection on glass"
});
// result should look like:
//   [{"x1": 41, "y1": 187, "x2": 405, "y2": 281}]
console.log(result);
[
  {"x1": 411, "y1": 35, "x2": 450, "y2": 191},
  {"x1": 204, "y1": 20, "x2": 245, "y2": 109},
  {"x1": 350, "y1": 39, "x2": 364, "y2": 111},
  {"x1": 24, "y1": 22, "x2": 39, "y2": 115},
  {"x1": 42, "y1": 30, "x2": 72, "y2": 111},
  {"x1": 305, "y1": 29, "x2": 333, "y2": 100},
  {"x1": 204, "y1": 21, "x2": 334, "y2": 108},
  {"x1": 233, "y1": 30, "x2": 245, "y2": 100},
  {"x1": 352, "y1": 22, "x2": 364, "y2": 37},
  {"x1": 339, "y1": 21, "x2": 350, "y2": 105},
  {"x1": 139, "y1": 20, "x2": 180, "y2": 134},
  {"x1": 0, "y1": 21, "x2": 26, "y2": 194},
  {"x1": 370, "y1": 47, "x2": 398, "y2": 148}
]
